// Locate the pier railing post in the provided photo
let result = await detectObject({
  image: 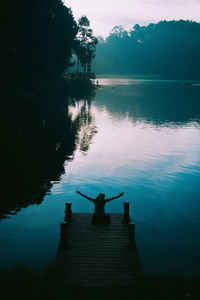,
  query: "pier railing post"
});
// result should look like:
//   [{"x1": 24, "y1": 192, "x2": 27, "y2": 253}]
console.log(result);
[
  {"x1": 129, "y1": 223, "x2": 135, "y2": 246},
  {"x1": 65, "y1": 202, "x2": 72, "y2": 223},
  {"x1": 124, "y1": 201, "x2": 130, "y2": 223},
  {"x1": 60, "y1": 222, "x2": 68, "y2": 249}
]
